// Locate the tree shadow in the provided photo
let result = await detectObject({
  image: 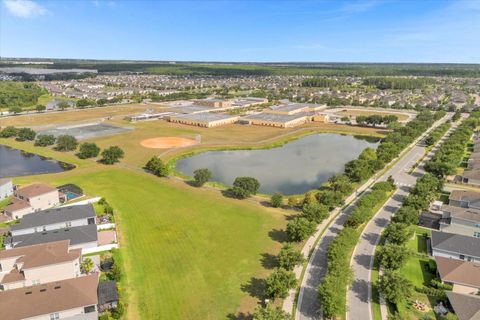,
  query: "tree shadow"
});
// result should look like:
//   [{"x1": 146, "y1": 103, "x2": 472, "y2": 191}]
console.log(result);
[
  {"x1": 268, "y1": 228, "x2": 288, "y2": 243},
  {"x1": 226, "y1": 312, "x2": 253, "y2": 320},
  {"x1": 241, "y1": 277, "x2": 266, "y2": 300},
  {"x1": 261, "y1": 253, "x2": 278, "y2": 269},
  {"x1": 185, "y1": 180, "x2": 199, "y2": 187}
]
